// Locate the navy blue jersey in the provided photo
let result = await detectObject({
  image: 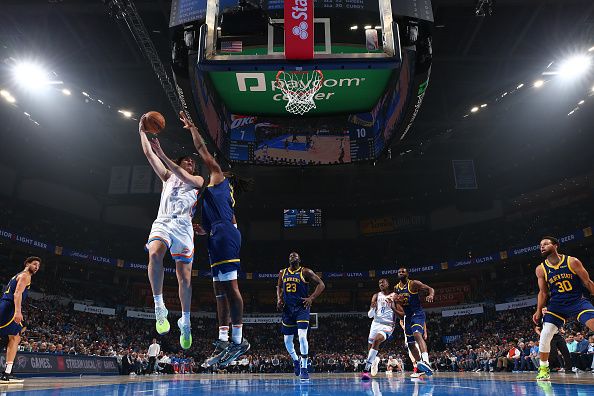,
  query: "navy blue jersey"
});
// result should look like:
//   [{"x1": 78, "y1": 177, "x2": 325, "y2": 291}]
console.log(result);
[
  {"x1": 1, "y1": 272, "x2": 30, "y2": 302},
  {"x1": 281, "y1": 267, "x2": 309, "y2": 307},
  {"x1": 201, "y1": 178, "x2": 235, "y2": 233},
  {"x1": 542, "y1": 255, "x2": 587, "y2": 306},
  {"x1": 394, "y1": 280, "x2": 422, "y2": 315}
]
